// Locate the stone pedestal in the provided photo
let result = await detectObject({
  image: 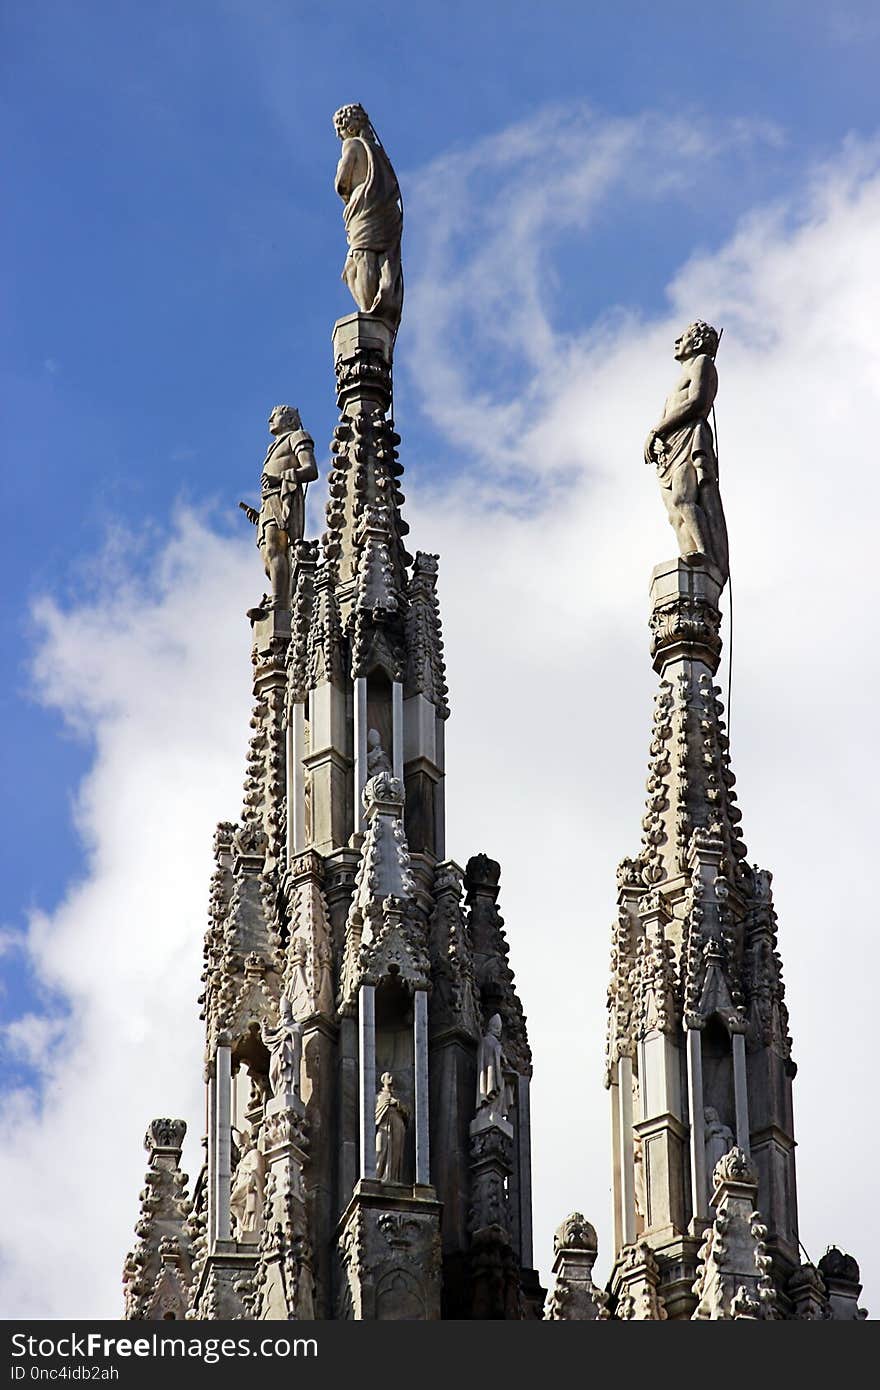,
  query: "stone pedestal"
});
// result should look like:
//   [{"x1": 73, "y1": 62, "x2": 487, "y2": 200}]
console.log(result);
[
  {"x1": 649, "y1": 557, "x2": 722, "y2": 675},
  {"x1": 335, "y1": 1181, "x2": 441, "y2": 1320},
  {"x1": 254, "y1": 1095, "x2": 315, "y2": 1320},
  {"x1": 332, "y1": 313, "x2": 394, "y2": 413}
]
